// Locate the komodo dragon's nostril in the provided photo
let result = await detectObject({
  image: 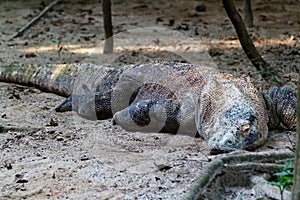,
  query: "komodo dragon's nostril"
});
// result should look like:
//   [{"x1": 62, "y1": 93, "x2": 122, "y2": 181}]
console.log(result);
[{"x1": 226, "y1": 139, "x2": 233, "y2": 144}]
